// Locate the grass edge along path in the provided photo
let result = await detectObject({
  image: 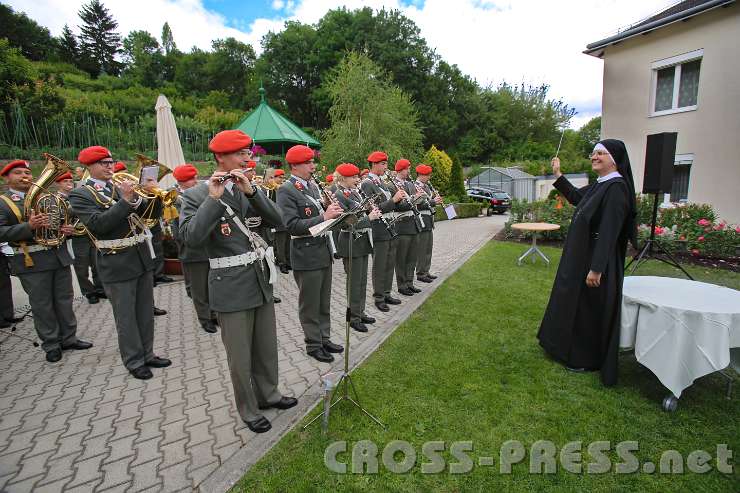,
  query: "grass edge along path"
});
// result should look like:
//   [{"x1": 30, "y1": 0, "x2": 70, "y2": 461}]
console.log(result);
[{"x1": 234, "y1": 241, "x2": 739, "y2": 492}]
